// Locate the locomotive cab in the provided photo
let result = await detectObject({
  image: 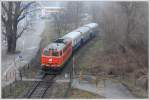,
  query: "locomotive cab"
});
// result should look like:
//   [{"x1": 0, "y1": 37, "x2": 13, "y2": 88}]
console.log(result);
[{"x1": 41, "y1": 38, "x2": 72, "y2": 71}]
